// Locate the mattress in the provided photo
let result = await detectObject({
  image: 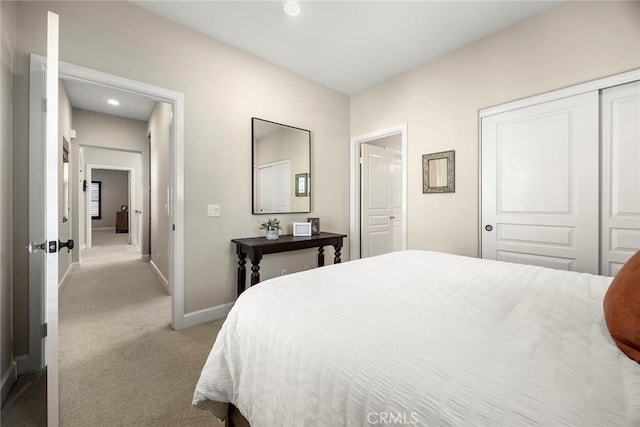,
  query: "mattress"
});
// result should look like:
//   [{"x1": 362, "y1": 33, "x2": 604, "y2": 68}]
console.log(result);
[{"x1": 193, "y1": 250, "x2": 640, "y2": 426}]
